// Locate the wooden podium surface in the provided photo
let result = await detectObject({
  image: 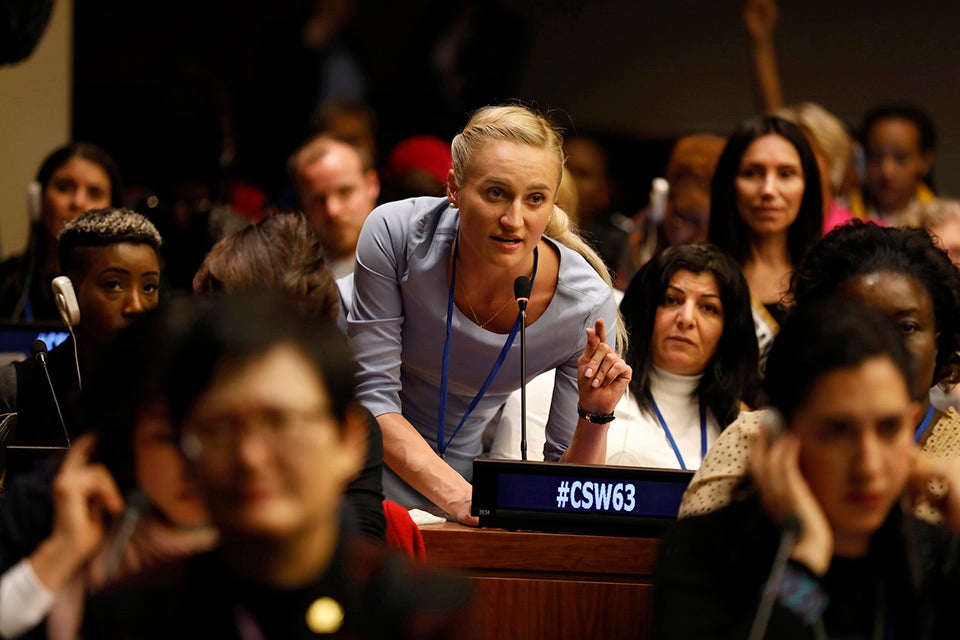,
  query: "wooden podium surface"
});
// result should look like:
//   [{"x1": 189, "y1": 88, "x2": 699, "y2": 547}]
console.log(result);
[{"x1": 419, "y1": 522, "x2": 661, "y2": 640}]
